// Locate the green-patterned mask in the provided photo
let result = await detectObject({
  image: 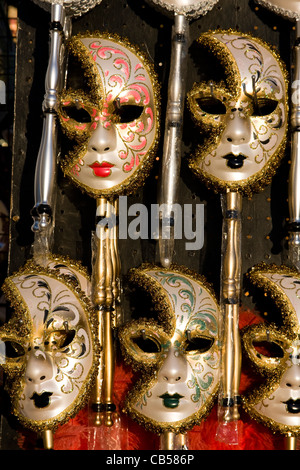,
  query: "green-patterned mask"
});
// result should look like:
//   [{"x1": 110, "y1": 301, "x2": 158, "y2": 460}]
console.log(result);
[{"x1": 119, "y1": 264, "x2": 220, "y2": 434}]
